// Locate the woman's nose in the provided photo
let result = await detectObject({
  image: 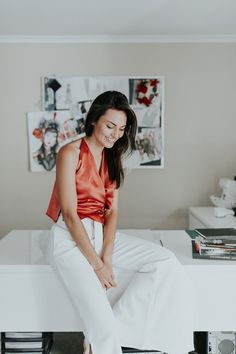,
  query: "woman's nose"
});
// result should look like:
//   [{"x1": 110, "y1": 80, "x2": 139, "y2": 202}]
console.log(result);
[{"x1": 112, "y1": 129, "x2": 119, "y2": 138}]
